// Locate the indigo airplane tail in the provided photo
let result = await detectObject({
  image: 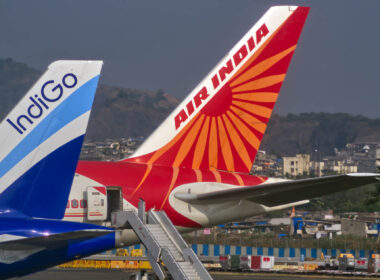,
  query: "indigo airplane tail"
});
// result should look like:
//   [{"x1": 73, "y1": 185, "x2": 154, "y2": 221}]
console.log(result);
[
  {"x1": 127, "y1": 6, "x2": 309, "y2": 173},
  {"x1": 0, "y1": 61, "x2": 103, "y2": 219}
]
